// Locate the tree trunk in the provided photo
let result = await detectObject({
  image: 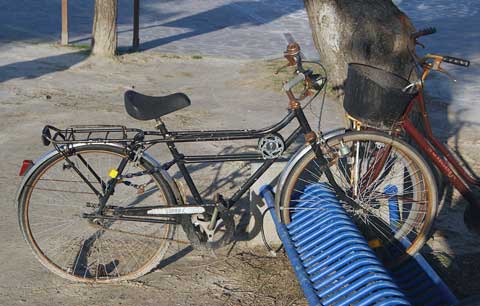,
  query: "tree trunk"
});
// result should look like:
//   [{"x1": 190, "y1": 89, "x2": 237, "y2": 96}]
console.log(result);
[
  {"x1": 92, "y1": 0, "x2": 118, "y2": 57},
  {"x1": 304, "y1": 0, "x2": 417, "y2": 93}
]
